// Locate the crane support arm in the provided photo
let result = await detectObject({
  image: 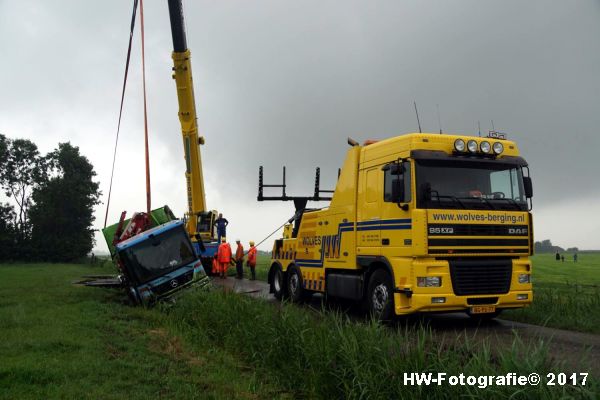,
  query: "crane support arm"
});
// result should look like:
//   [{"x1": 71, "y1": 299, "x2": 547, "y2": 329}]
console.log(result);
[
  {"x1": 168, "y1": 0, "x2": 207, "y2": 237},
  {"x1": 167, "y1": 0, "x2": 187, "y2": 52}
]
